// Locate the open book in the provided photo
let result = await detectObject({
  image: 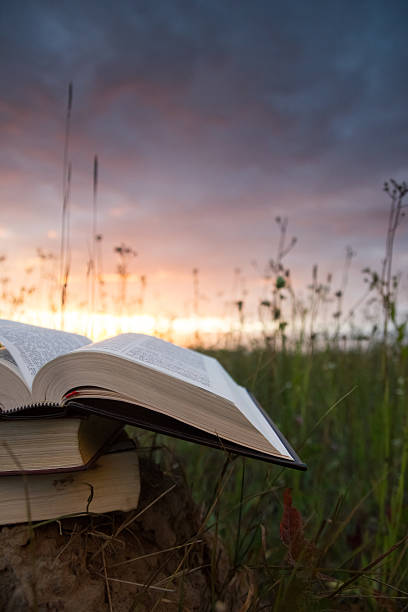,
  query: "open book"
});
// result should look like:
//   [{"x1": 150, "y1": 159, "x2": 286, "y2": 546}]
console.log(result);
[{"x1": 0, "y1": 319, "x2": 305, "y2": 470}]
